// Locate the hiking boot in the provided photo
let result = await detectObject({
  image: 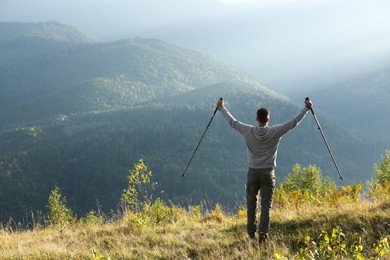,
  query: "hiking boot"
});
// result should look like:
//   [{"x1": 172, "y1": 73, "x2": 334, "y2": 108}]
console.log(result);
[
  {"x1": 248, "y1": 233, "x2": 257, "y2": 246},
  {"x1": 259, "y1": 233, "x2": 267, "y2": 245},
  {"x1": 248, "y1": 233, "x2": 256, "y2": 240}
]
